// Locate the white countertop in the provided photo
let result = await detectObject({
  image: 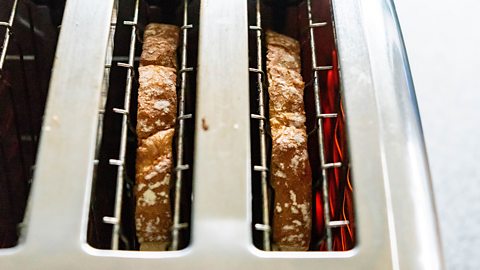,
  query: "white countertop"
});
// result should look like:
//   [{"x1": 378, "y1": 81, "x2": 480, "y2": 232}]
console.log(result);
[{"x1": 393, "y1": 1, "x2": 480, "y2": 269}]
